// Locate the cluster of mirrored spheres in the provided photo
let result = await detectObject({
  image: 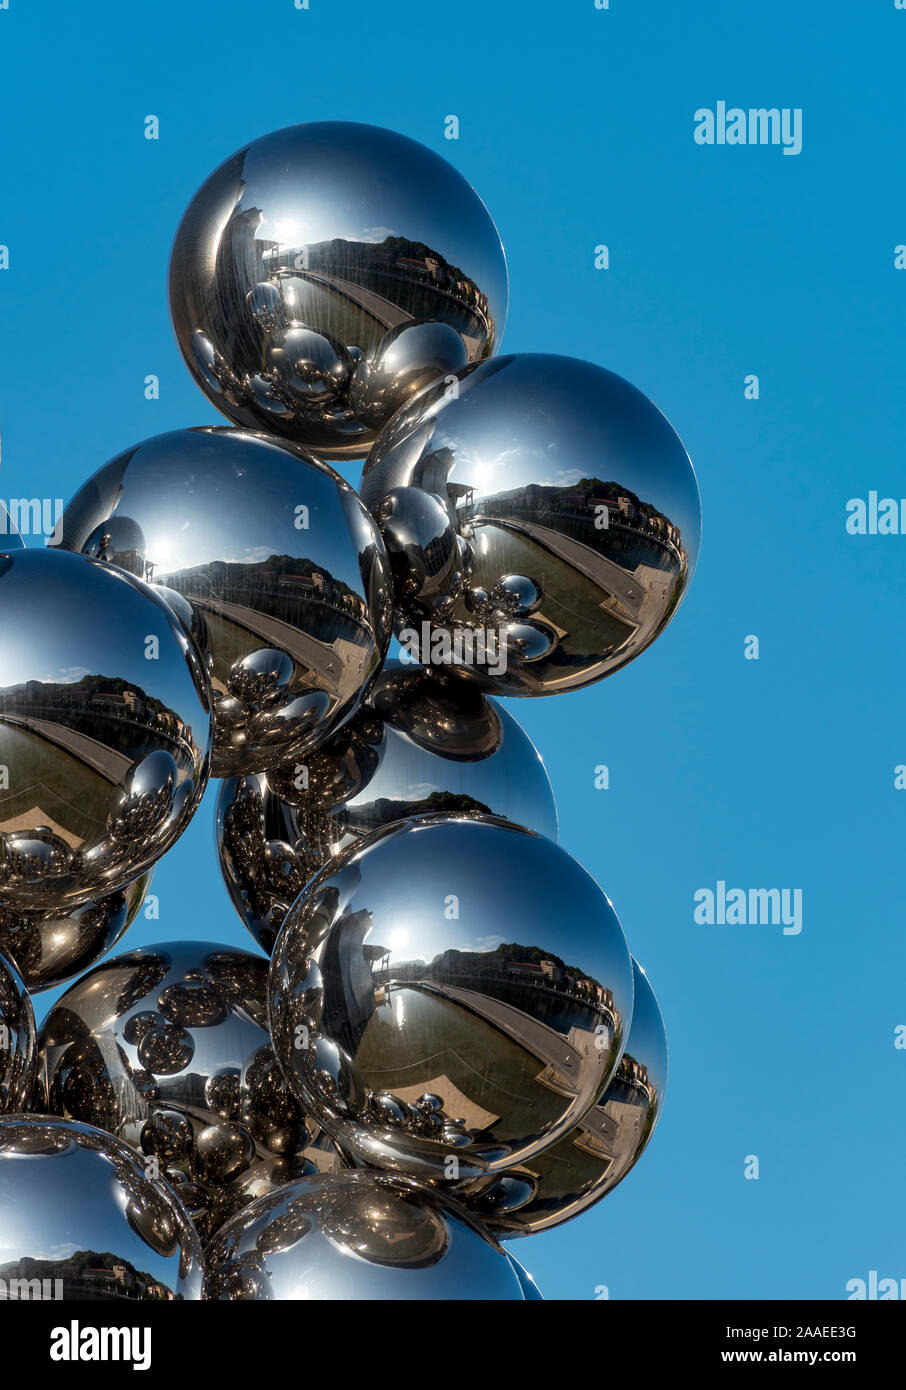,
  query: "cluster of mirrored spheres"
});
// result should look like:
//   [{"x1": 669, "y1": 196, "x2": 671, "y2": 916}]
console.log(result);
[{"x1": 0, "y1": 120, "x2": 699, "y2": 1301}]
